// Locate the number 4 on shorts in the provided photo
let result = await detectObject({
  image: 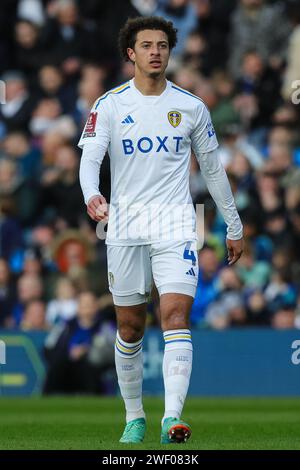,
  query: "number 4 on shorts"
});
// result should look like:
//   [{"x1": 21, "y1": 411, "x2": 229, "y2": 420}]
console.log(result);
[{"x1": 183, "y1": 242, "x2": 196, "y2": 266}]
